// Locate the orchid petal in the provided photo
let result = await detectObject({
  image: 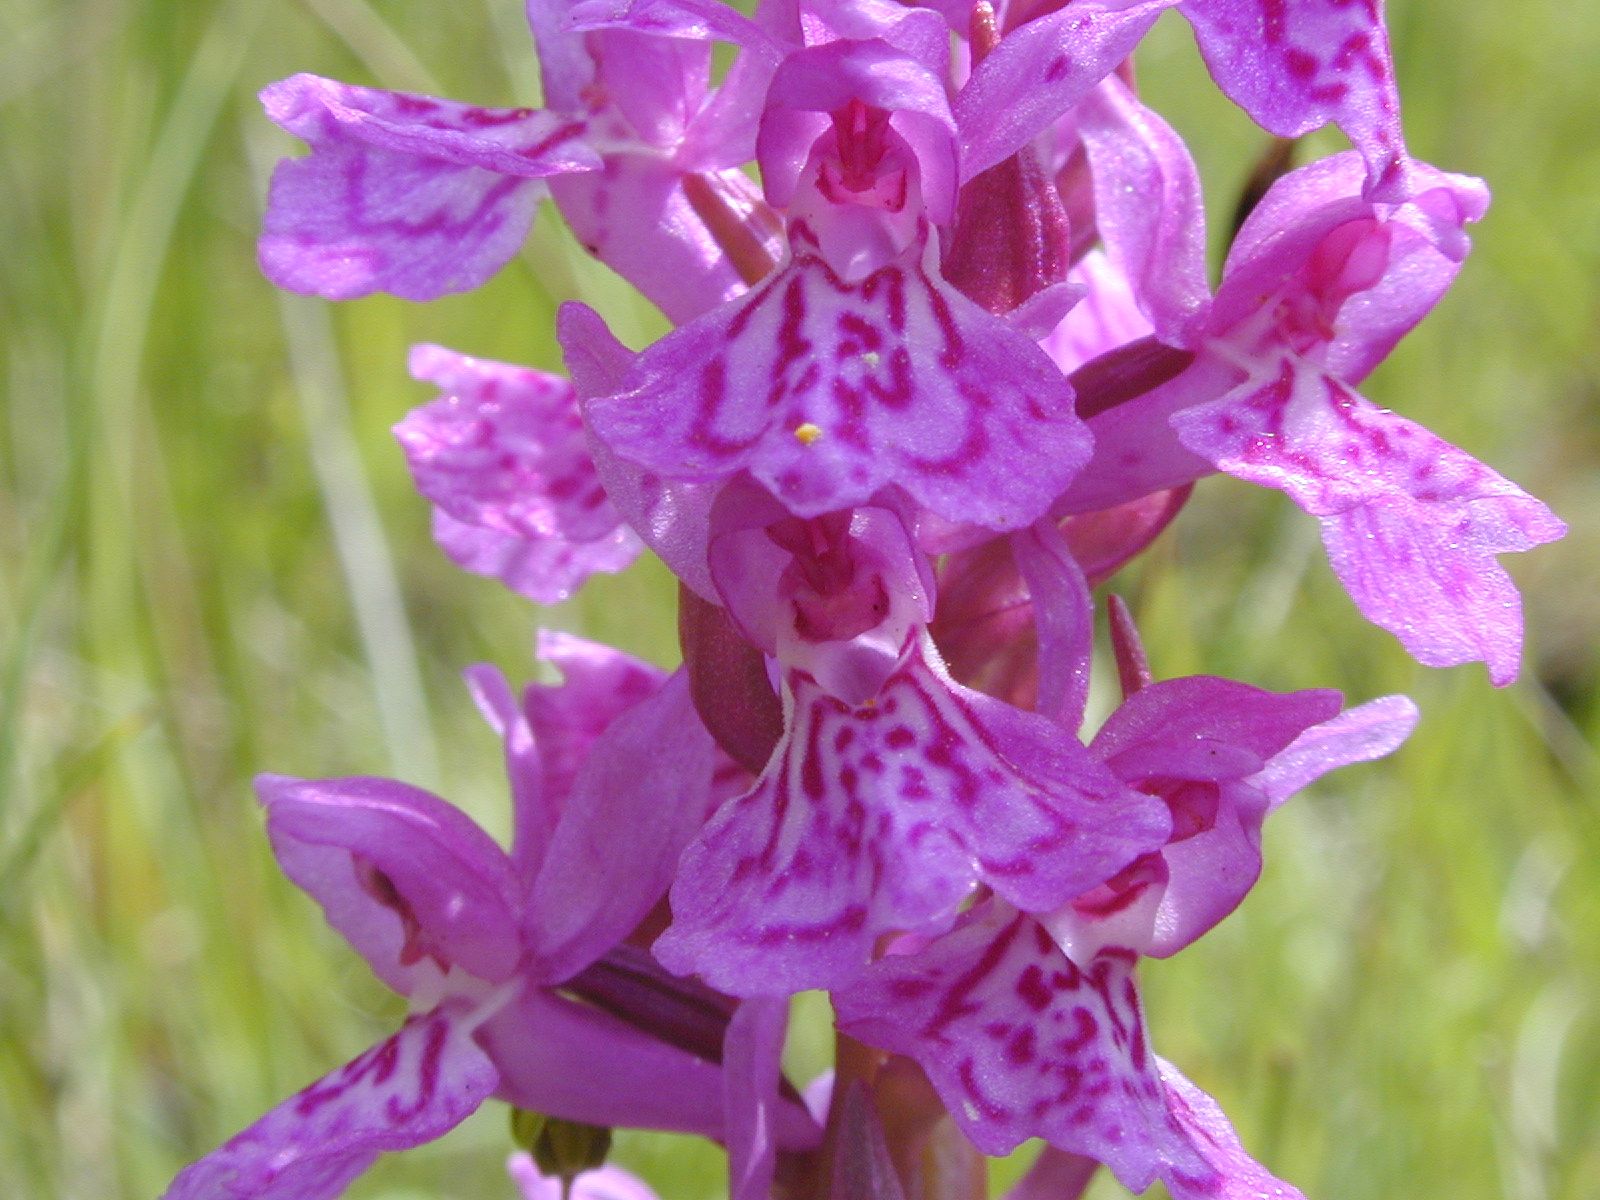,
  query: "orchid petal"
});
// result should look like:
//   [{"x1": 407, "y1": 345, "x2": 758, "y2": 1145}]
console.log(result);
[
  {"x1": 1010, "y1": 522, "x2": 1093, "y2": 730},
  {"x1": 593, "y1": 26, "x2": 712, "y2": 146},
  {"x1": 559, "y1": 303, "x2": 723, "y2": 598},
  {"x1": 1214, "y1": 153, "x2": 1488, "y2": 382},
  {"x1": 1155, "y1": 1055, "x2": 1307, "y2": 1200},
  {"x1": 709, "y1": 491, "x2": 932, "y2": 706},
  {"x1": 560, "y1": 300, "x2": 636, "y2": 397},
  {"x1": 1172, "y1": 358, "x2": 1566, "y2": 684},
  {"x1": 463, "y1": 663, "x2": 552, "y2": 883},
  {"x1": 400, "y1": 347, "x2": 617, "y2": 544},
  {"x1": 759, "y1": 39, "x2": 958, "y2": 219},
  {"x1": 1077, "y1": 77, "x2": 1211, "y2": 347},
  {"x1": 584, "y1": 237, "x2": 1091, "y2": 532},
  {"x1": 165, "y1": 1007, "x2": 498, "y2": 1200},
  {"x1": 834, "y1": 905, "x2": 1209, "y2": 1191},
  {"x1": 1062, "y1": 678, "x2": 1341, "y2": 959},
  {"x1": 955, "y1": 1, "x2": 1177, "y2": 180},
  {"x1": 655, "y1": 637, "x2": 1168, "y2": 994},
  {"x1": 560, "y1": 0, "x2": 787, "y2": 170},
  {"x1": 1090, "y1": 677, "x2": 1342, "y2": 781},
  {"x1": 525, "y1": 0, "x2": 597, "y2": 112},
  {"x1": 550, "y1": 162, "x2": 769, "y2": 324},
  {"x1": 431, "y1": 507, "x2": 641, "y2": 611},
  {"x1": 398, "y1": 345, "x2": 641, "y2": 604},
  {"x1": 526, "y1": 630, "x2": 667, "y2": 816},
  {"x1": 258, "y1": 775, "x2": 522, "y2": 994},
  {"x1": 1040, "y1": 251, "x2": 1155, "y2": 376},
  {"x1": 1180, "y1": 0, "x2": 1407, "y2": 198},
  {"x1": 258, "y1": 75, "x2": 597, "y2": 300},
  {"x1": 808, "y1": 0, "x2": 953, "y2": 72},
  {"x1": 568, "y1": 0, "x2": 778, "y2": 49},
  {"x1": 1253, "y1": 693, "x2": 1418, "y2": 807},
  {"x1": 528, "y1": 670, "x2": 719, "y2": 982}
]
